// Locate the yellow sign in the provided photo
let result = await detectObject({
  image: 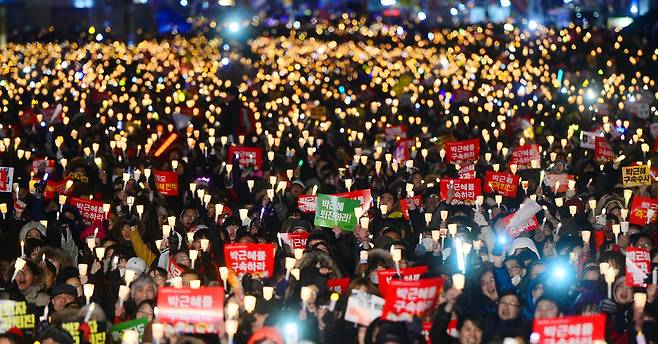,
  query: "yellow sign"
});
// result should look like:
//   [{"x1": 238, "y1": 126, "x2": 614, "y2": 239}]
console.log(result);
[{"x1": 622, "y1": 165, "x2": 651, "y2": 187}]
